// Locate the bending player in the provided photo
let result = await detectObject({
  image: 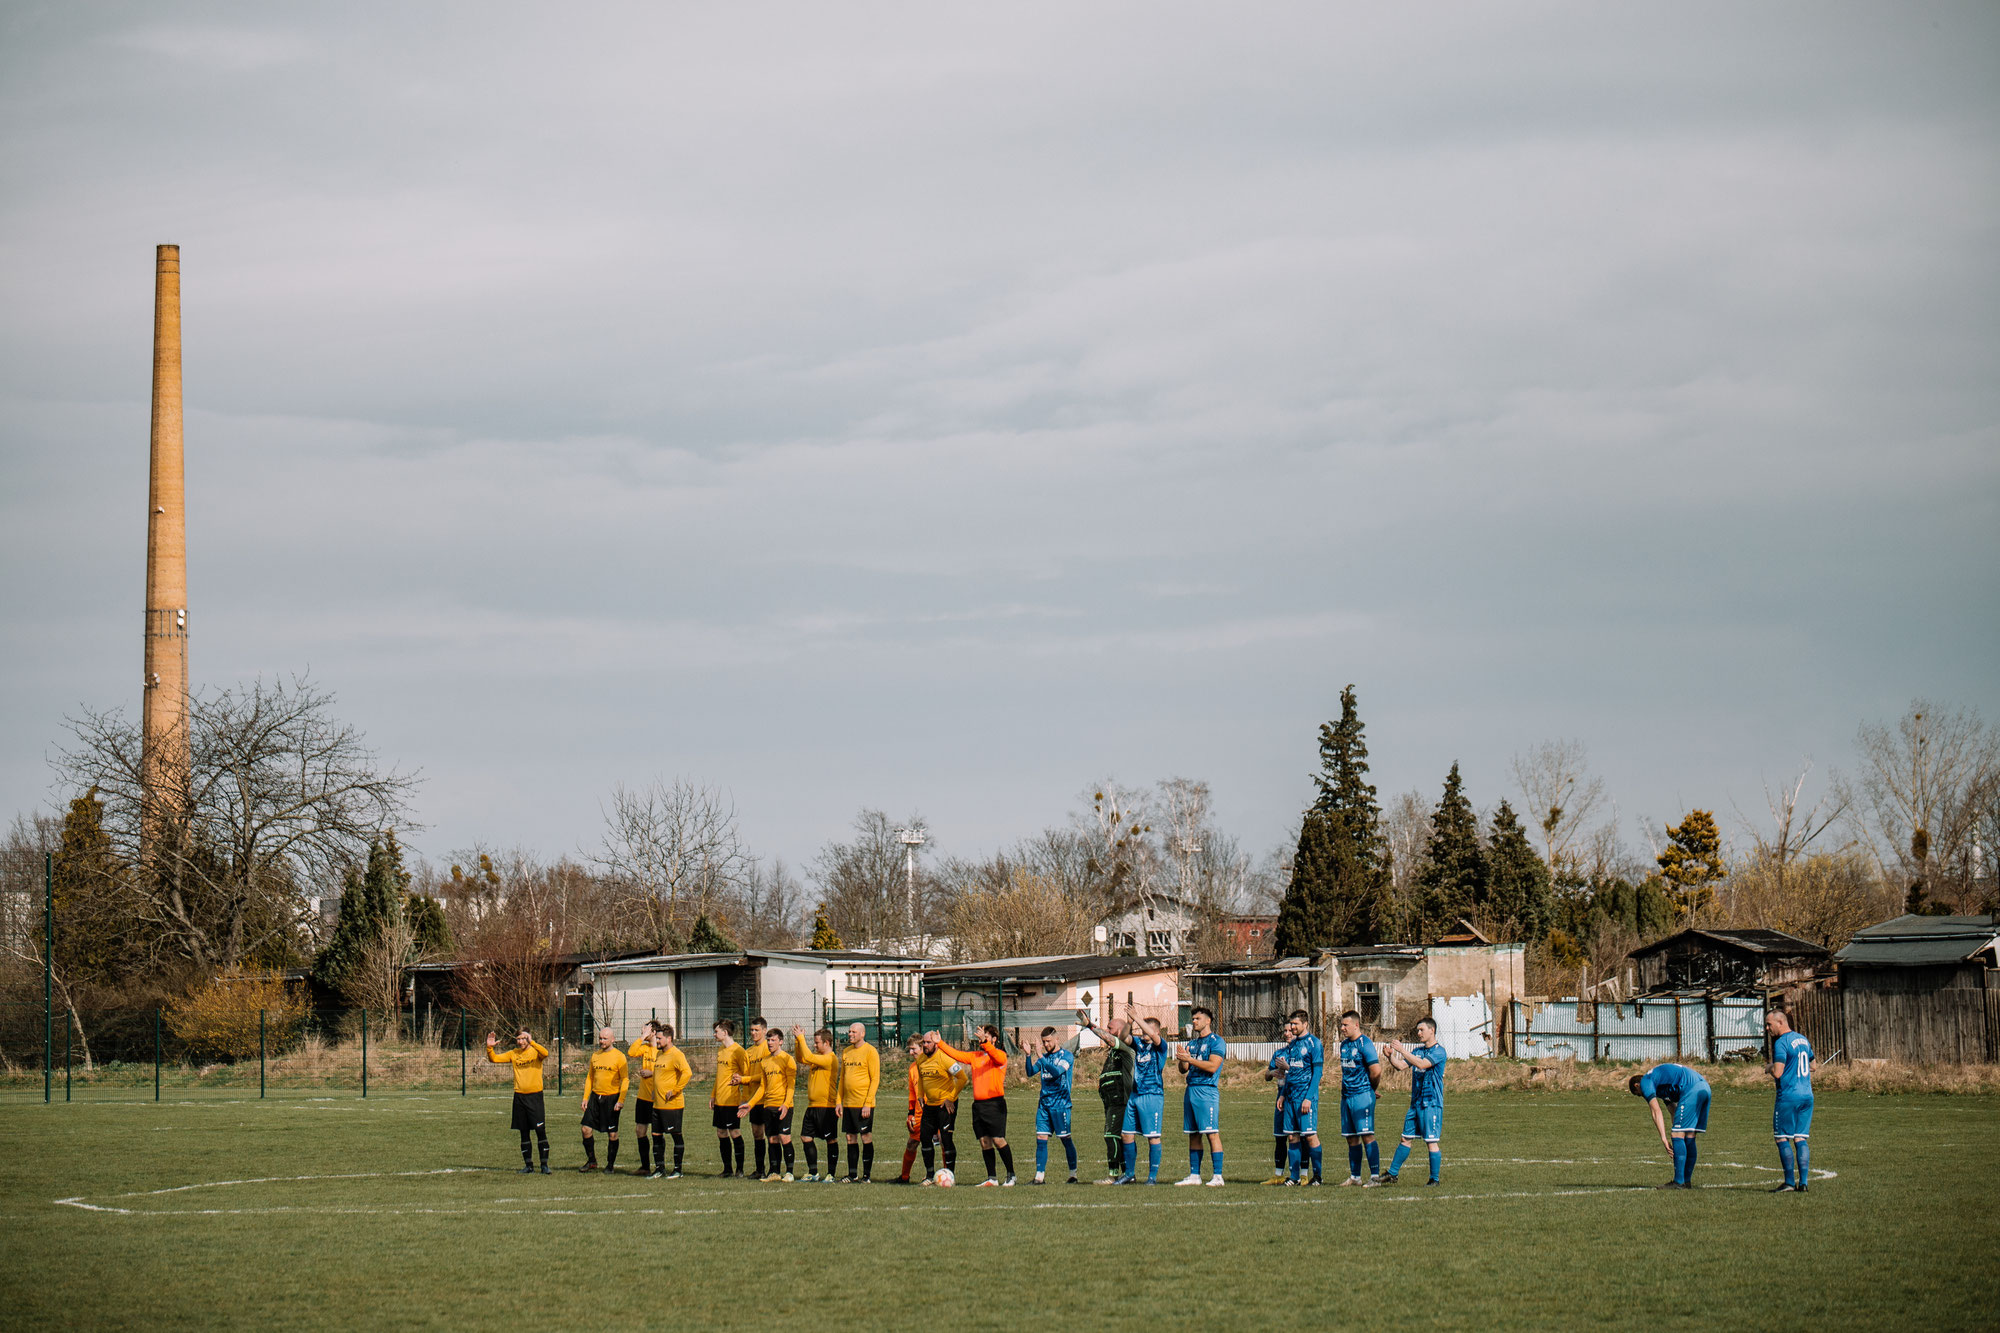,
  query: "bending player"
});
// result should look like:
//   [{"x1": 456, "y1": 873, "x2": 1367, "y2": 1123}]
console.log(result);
[
  {"x1": 791, "y1": 1025, "x2": 840, "y2": 1182},
  {"x1": 579, "y1": 1026, "x2": 629, "y2": 1172},
  {"x1": 933, "y1": 1025, "x2": 1015, "y2": 1186},
  {"x1": 1175, "y1": 1006, "x2": 1227, "y2": 1186},
  {"x1": 1630, "y1": 1062, "x2": 1711, "y2": 1189},
  {"x1": 1765, "y1": 1008, "x2": 1817, "y2": 1193},
  {"x1": 1335, "y1": 1010, "x2": 1382, "y2": 1185},
  {"x1": 1379, "y1": 1018, "x2": 1447, "y2": 1186},
  {"x1": 837, "y1": 1022, "x2": 881, "y2": 1182},
  {"x1": 647, "y1": 1025, "x2": 692, "y2": 1178},
  {"x1": 1022, "y1": 1025, "x2": 1079, "y2": 1184},
  {"x1": 487, "y1": 1028, "x2": 552, "y2": 1174}
]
